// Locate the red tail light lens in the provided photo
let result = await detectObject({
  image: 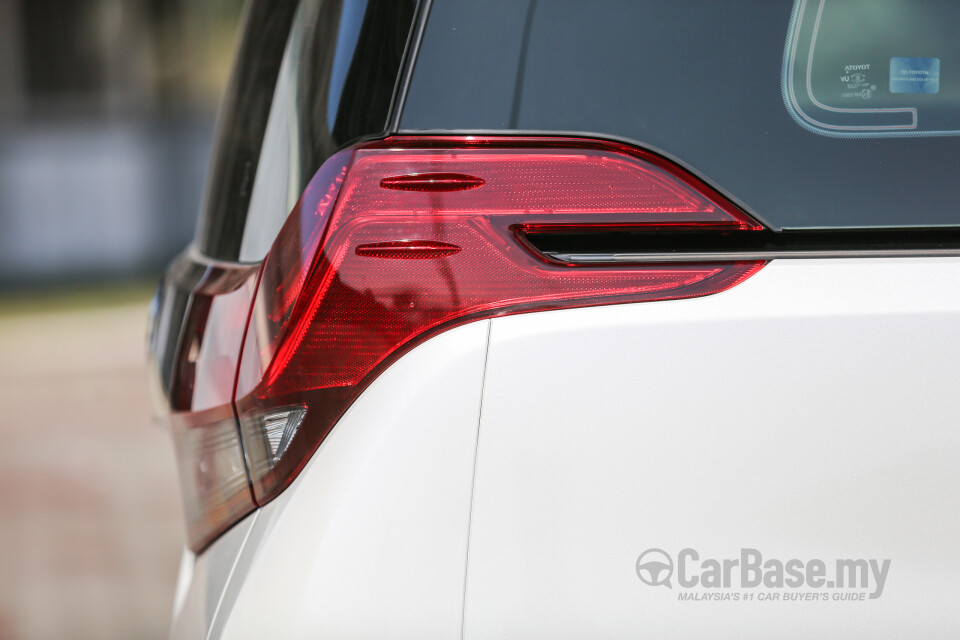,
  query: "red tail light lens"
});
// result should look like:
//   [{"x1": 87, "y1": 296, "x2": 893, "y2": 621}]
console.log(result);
[
  {"x1": 379, "y1": 172, "x2": 485, "y2": 191},
  {"x1": 236, "y1": 137, "x2": 765, "y2": 503}
]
